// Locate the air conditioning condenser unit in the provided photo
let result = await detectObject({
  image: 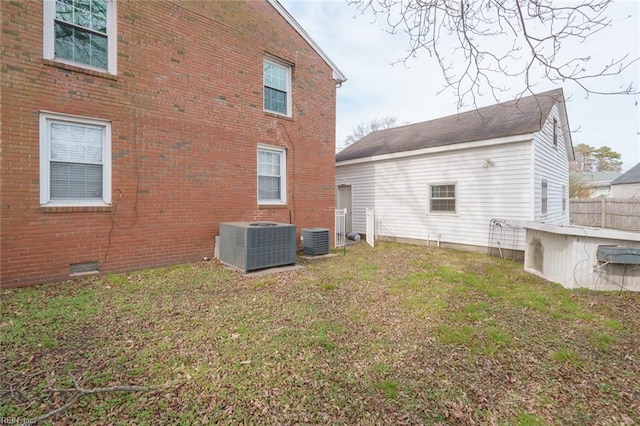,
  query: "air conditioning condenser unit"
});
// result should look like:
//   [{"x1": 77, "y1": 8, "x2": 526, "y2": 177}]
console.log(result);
[
  {"x1": 219, "y1": 222, "x2": 296, "y2": 272},
  {"x1": 301, "y1": 227, "x2": 330, "y2": 255}
]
